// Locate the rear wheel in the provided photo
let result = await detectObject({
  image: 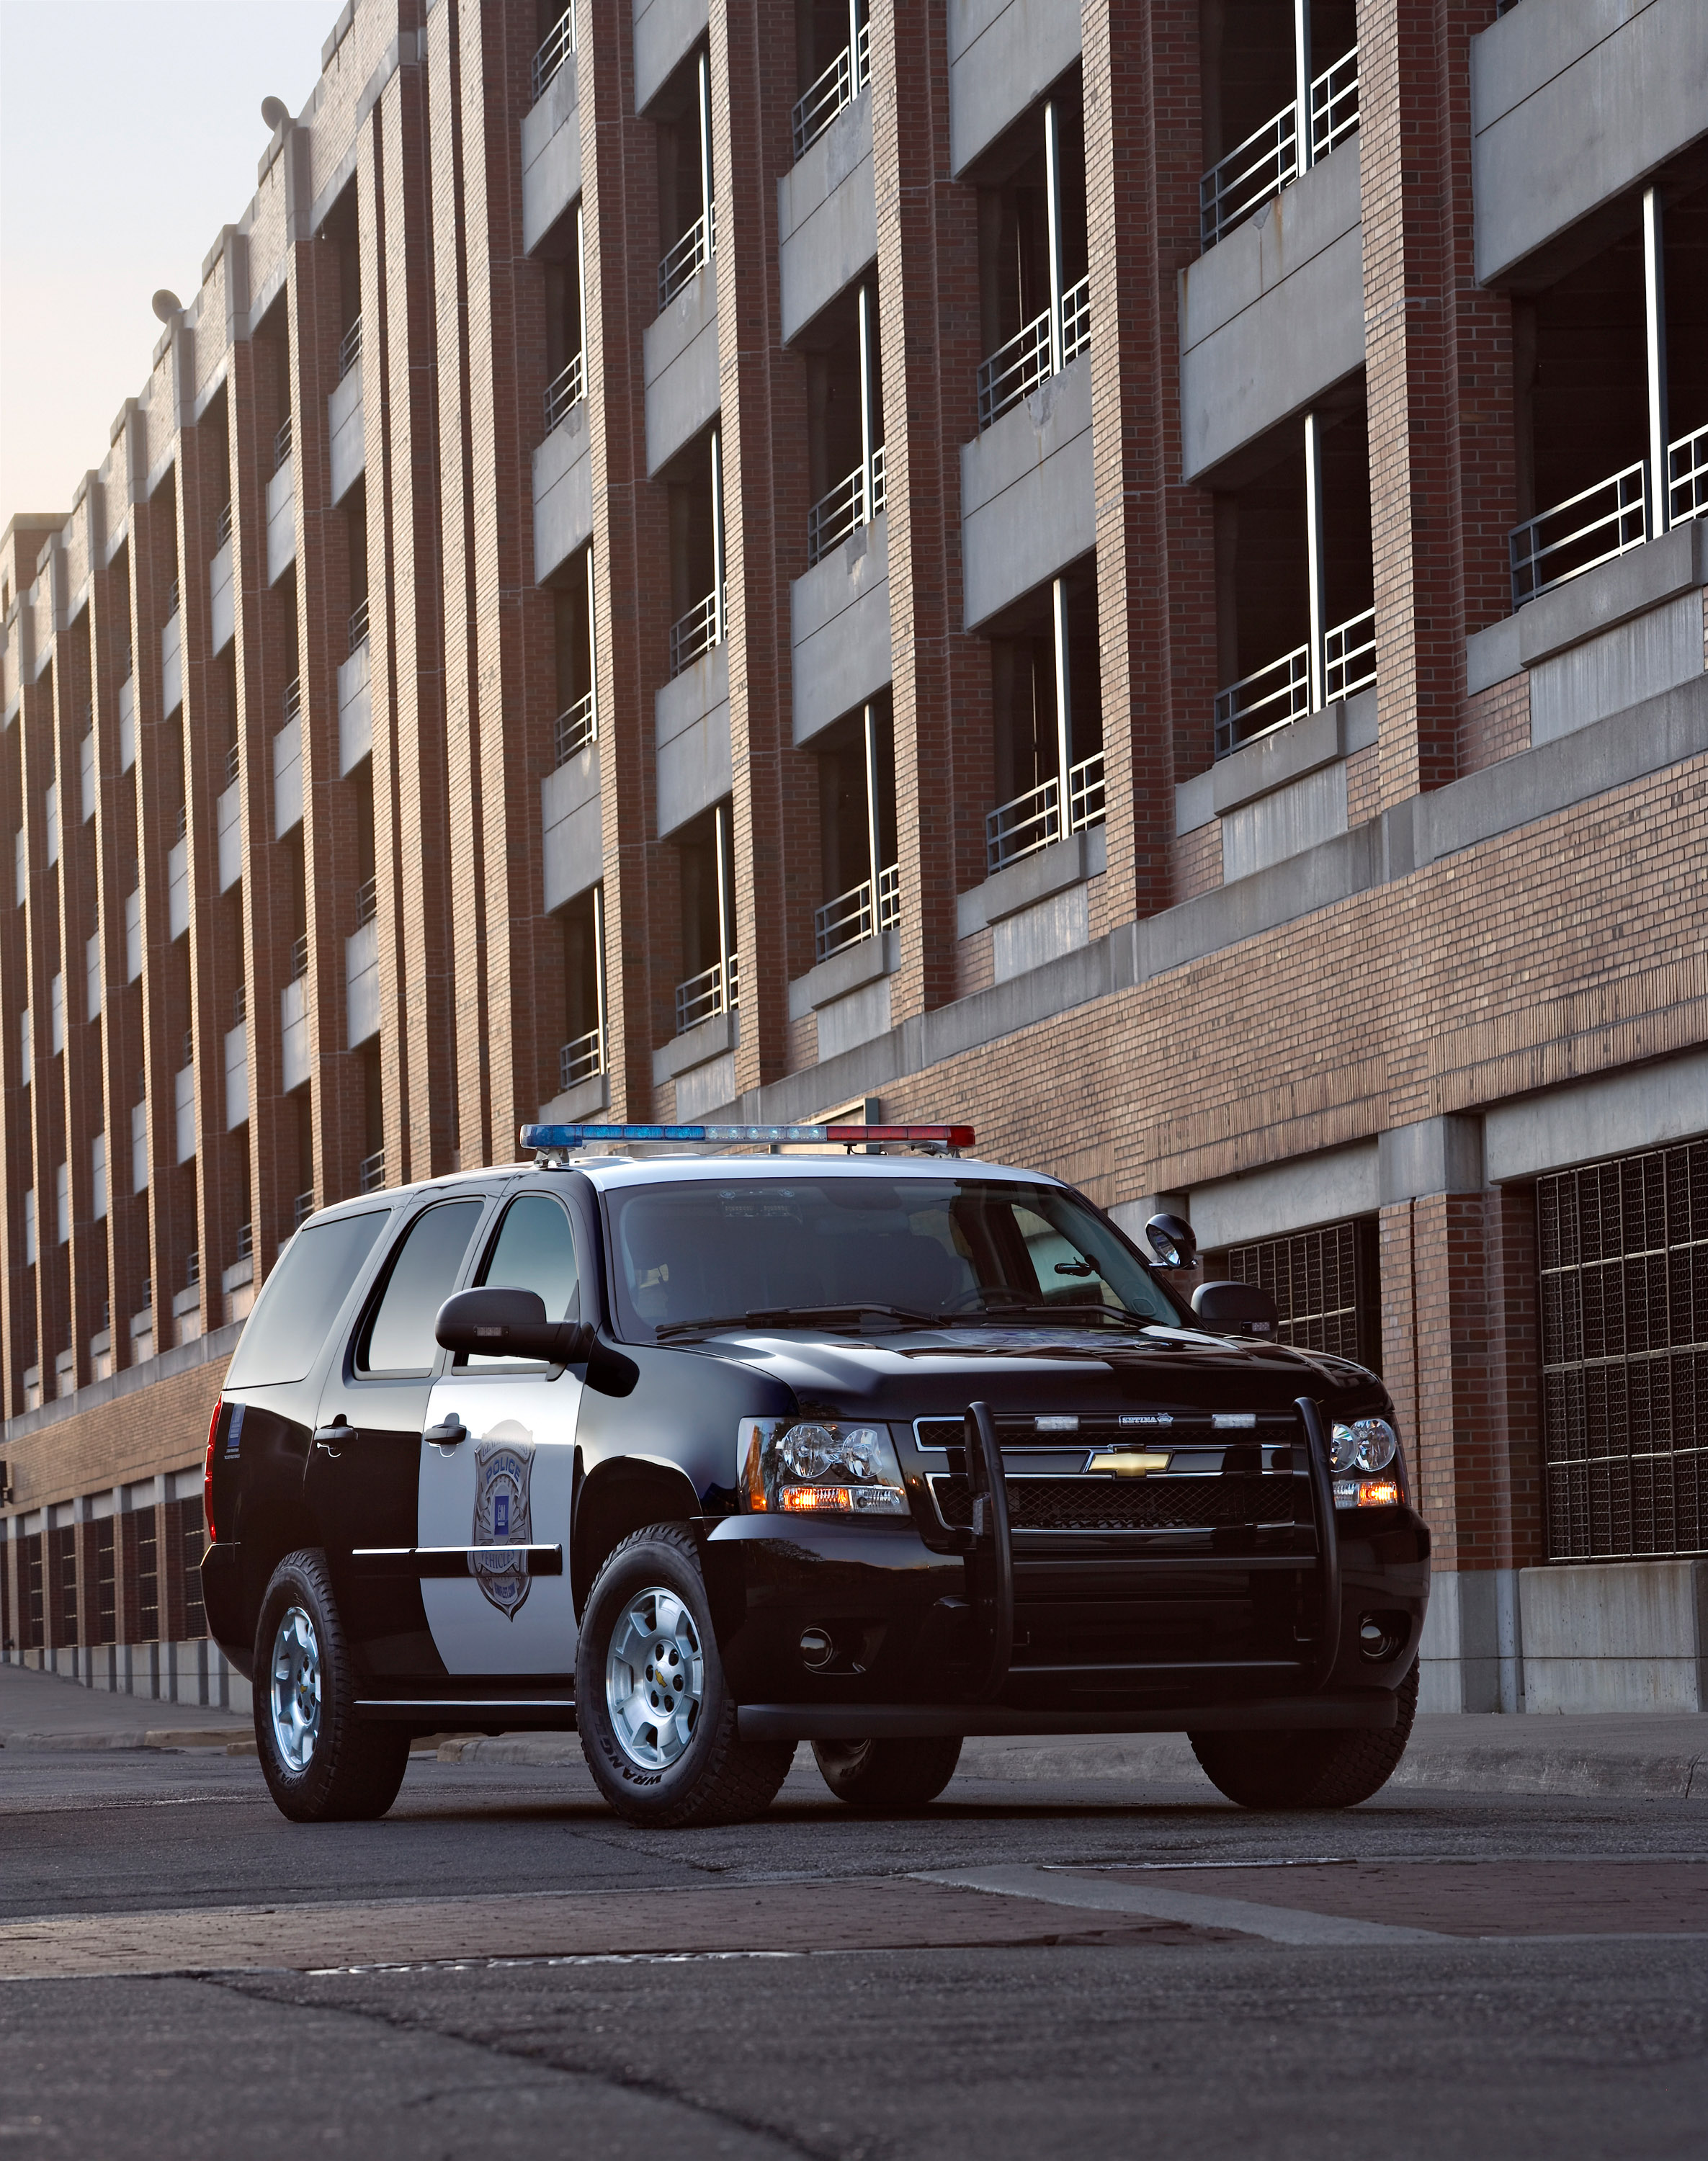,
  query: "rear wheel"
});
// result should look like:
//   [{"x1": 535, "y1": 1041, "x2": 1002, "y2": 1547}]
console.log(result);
[
  {"x1": 253, "y1": 1550, "x2": 410, "y2": 1822},
  {"x1": 576, "y1": 1525, "x2": 794, "y2": 1828},
  {"x1": 813, "y1": 1735, "x2": 963, "y2": 1809},
  {"x1": 1189, "y1": 1663, "x2": 1418, "y2": 1810}
]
